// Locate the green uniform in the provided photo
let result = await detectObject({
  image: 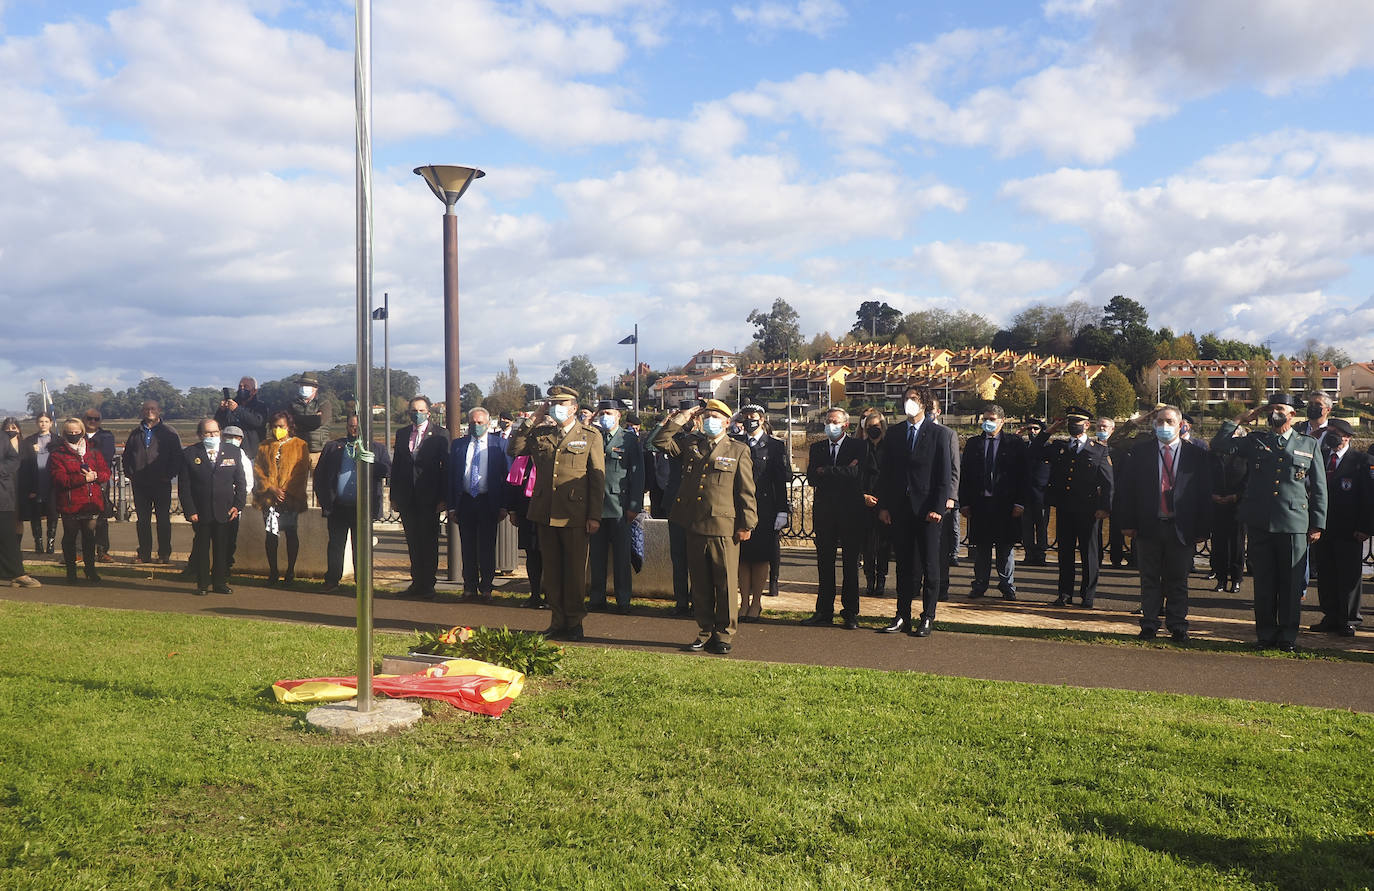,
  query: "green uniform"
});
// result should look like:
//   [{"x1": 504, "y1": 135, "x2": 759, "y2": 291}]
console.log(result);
[
  {"x1": 507, "y1": 419, "x2": 606, "y2": 636},
  {"x1": 651, "y1": 420, "x2": 758, "y2": 645},
  {"x1": 1212, "y1": 421, "x2": 1328, "y2": 646}
]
